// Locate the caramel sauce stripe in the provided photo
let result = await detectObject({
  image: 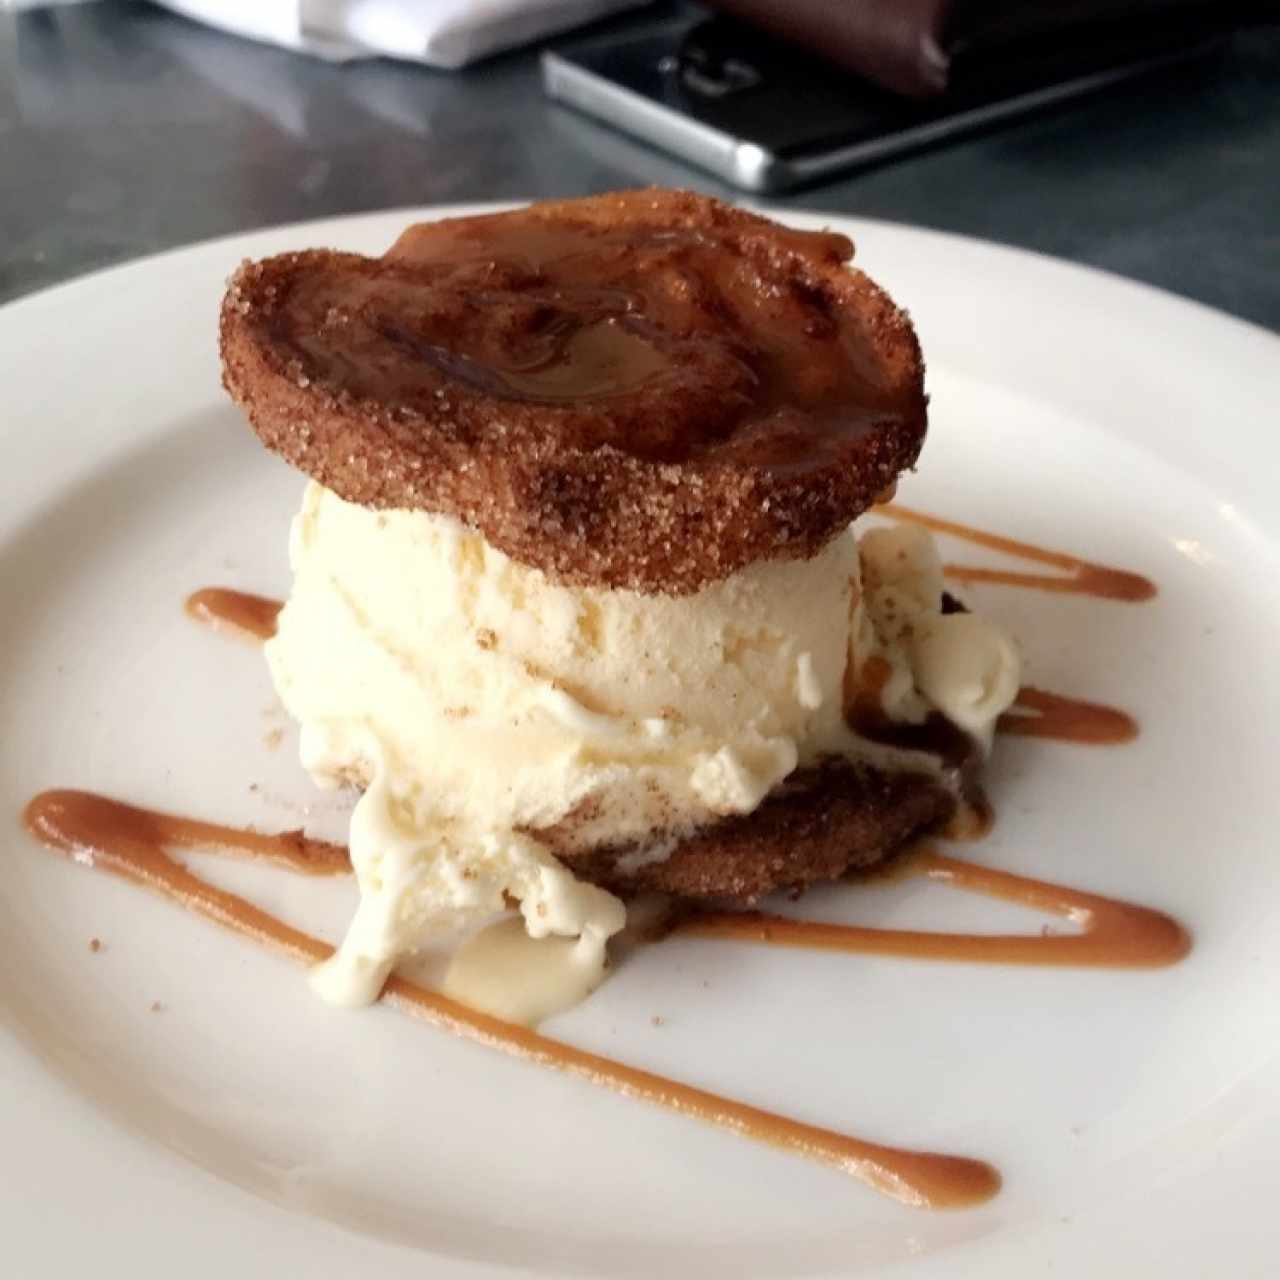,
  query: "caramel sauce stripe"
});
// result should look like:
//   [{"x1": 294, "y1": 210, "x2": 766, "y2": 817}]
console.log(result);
[
  {"x1": 682, "y1": 848, "x2": 1190, "y2": 969},
  {"x1": 878, "y1": 504, "x2": 1157, "y2": 602},
  {"x1": 998, "y1": 686, "x2": 1138, "y2": 745},
  {"x1": 22, "y1": 789, "x2": 997, "y2": 1210},
  {"x1": 185, "y1": 587, "x2": 282, "y2": 642}
]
